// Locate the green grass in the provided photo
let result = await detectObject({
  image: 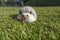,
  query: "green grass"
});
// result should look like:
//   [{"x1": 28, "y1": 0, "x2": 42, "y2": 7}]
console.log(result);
[{"x1": 0, "y1": 6, "x2": 60, "y2": 40}]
